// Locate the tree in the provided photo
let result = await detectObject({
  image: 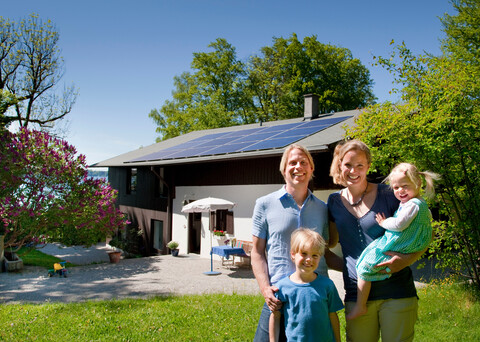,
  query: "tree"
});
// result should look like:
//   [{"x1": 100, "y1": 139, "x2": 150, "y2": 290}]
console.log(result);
[
  {"x1": 0, "y1": 89, "x2": 17, "y2": 126},
  {"x1": 0, "y1": 14, "x2": 77, "y2": 131},
  {"x1": 441, "y1": 0, "x2": 480, "y2": 65},
  {"x1": 247, "y1": 34, "x2": 375, "y2": 122},
  {"x1": 0, "y1": 128, "x2": 129, "y2": 248},
  {"x1": 346, "y1": 1, "x2": 480, "y2": 290},
  {"x1": 150, "y1": 34, "x2": 375, "y2": 141},
  {"x1": 149, "y1": 39, "x2": 250, "y2": 141}
]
